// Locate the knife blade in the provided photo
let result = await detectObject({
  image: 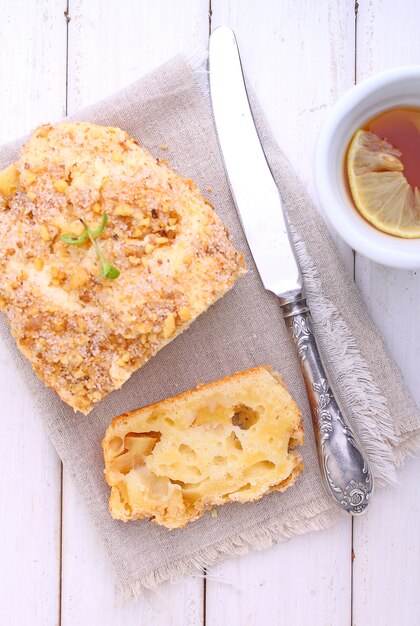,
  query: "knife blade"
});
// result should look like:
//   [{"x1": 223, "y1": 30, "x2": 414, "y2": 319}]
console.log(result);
[
  {"x1": 208, "y1": 27, "x2": 301, "y2": 300},
  {"x1": 209, "y1": 26, "x2": 373, "y2": 515}
]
